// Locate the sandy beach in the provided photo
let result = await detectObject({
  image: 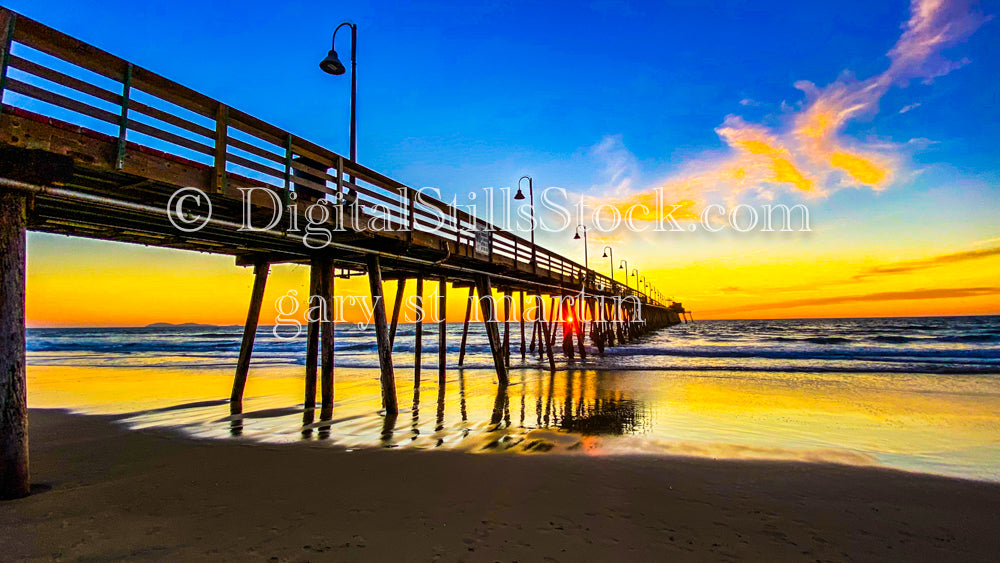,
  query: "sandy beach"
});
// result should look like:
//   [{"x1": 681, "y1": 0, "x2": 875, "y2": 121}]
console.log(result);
[{"x1": 2, "y1": 409, "x2": 998, "y2": 561}]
